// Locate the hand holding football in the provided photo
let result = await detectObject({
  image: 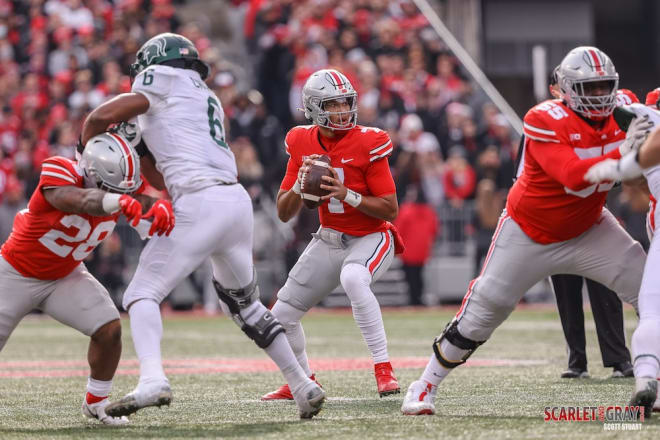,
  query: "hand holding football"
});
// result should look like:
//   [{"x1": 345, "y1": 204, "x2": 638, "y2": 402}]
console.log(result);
[{"x1": 301, "y1": 155, "x2": 332, "y2": 209}]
